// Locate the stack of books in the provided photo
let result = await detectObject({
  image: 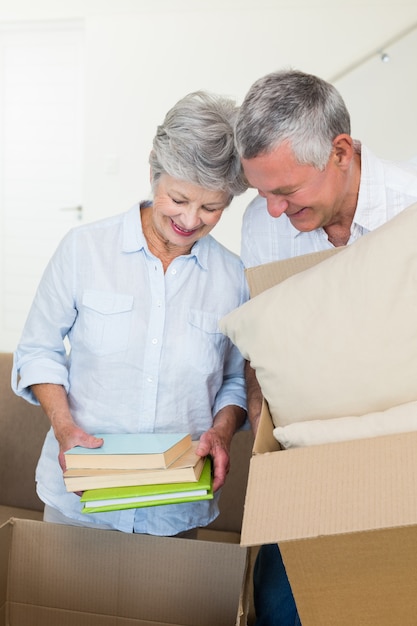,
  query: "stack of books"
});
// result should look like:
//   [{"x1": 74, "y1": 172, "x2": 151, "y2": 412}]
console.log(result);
[{"x1": 63, "y1": 432, "x2": 213, "y2": 513}]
